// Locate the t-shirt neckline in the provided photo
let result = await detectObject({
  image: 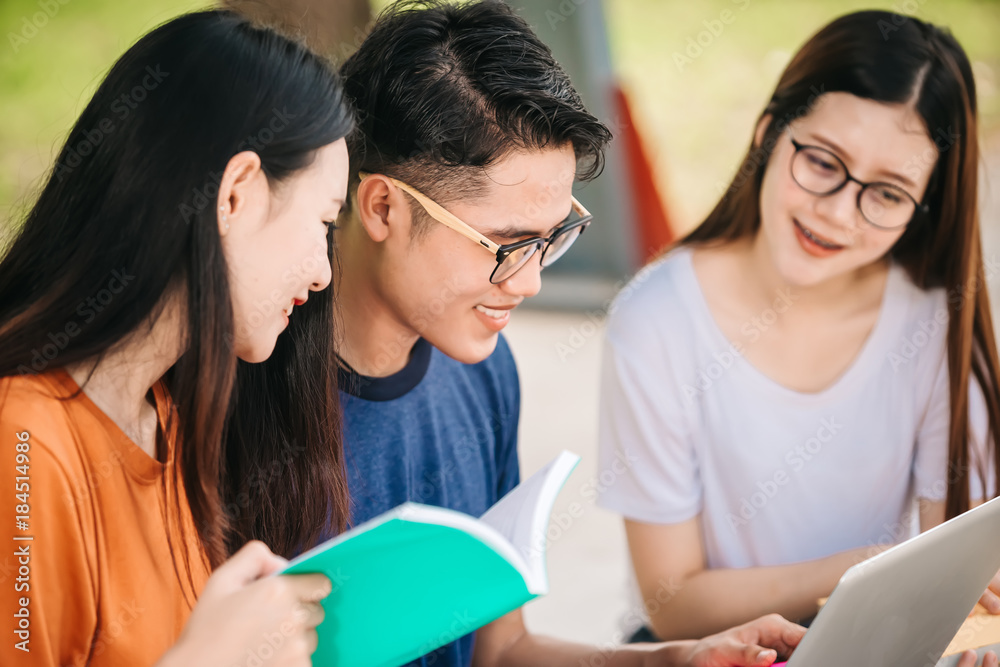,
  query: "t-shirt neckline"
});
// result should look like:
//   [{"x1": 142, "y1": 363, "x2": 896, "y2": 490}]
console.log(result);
[
  {"x1": 338, "y1": 338, "x2": 433, "y2": 402},
  {"x1": 677, "y1": 246, "x2": 904, "y2": 403},
  {"x1": 50, "y1": 367, "x2": 174, "y2": 484}
]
